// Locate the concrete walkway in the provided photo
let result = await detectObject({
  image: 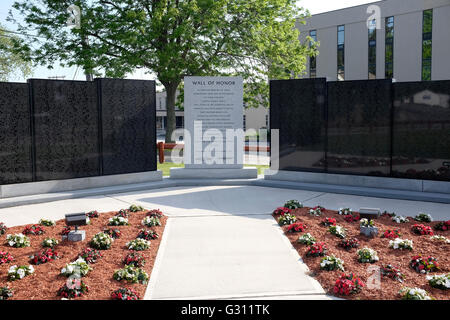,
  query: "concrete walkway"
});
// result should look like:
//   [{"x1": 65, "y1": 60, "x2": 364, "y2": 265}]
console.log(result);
[{"x1": 0, "y1": 185, "x2": 449, "y2": 300}]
